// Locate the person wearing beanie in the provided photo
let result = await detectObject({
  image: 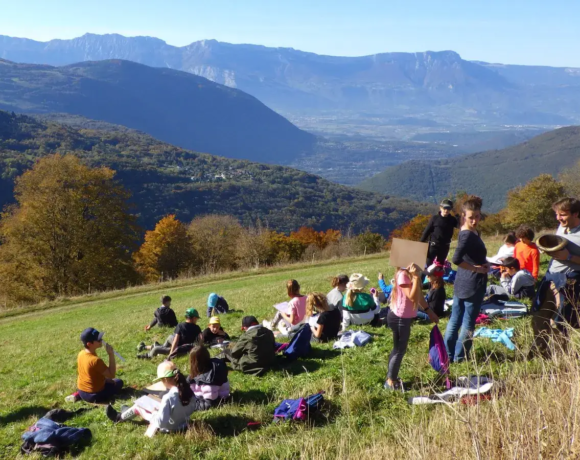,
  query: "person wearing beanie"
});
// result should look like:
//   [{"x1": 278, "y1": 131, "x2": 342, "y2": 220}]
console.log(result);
[
  {"x1": 420, "y1": 199, "x2": 459, "y2": 267},
  {"x1": 137, "y1": 308, "x2": 202, "y2": 359}
]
